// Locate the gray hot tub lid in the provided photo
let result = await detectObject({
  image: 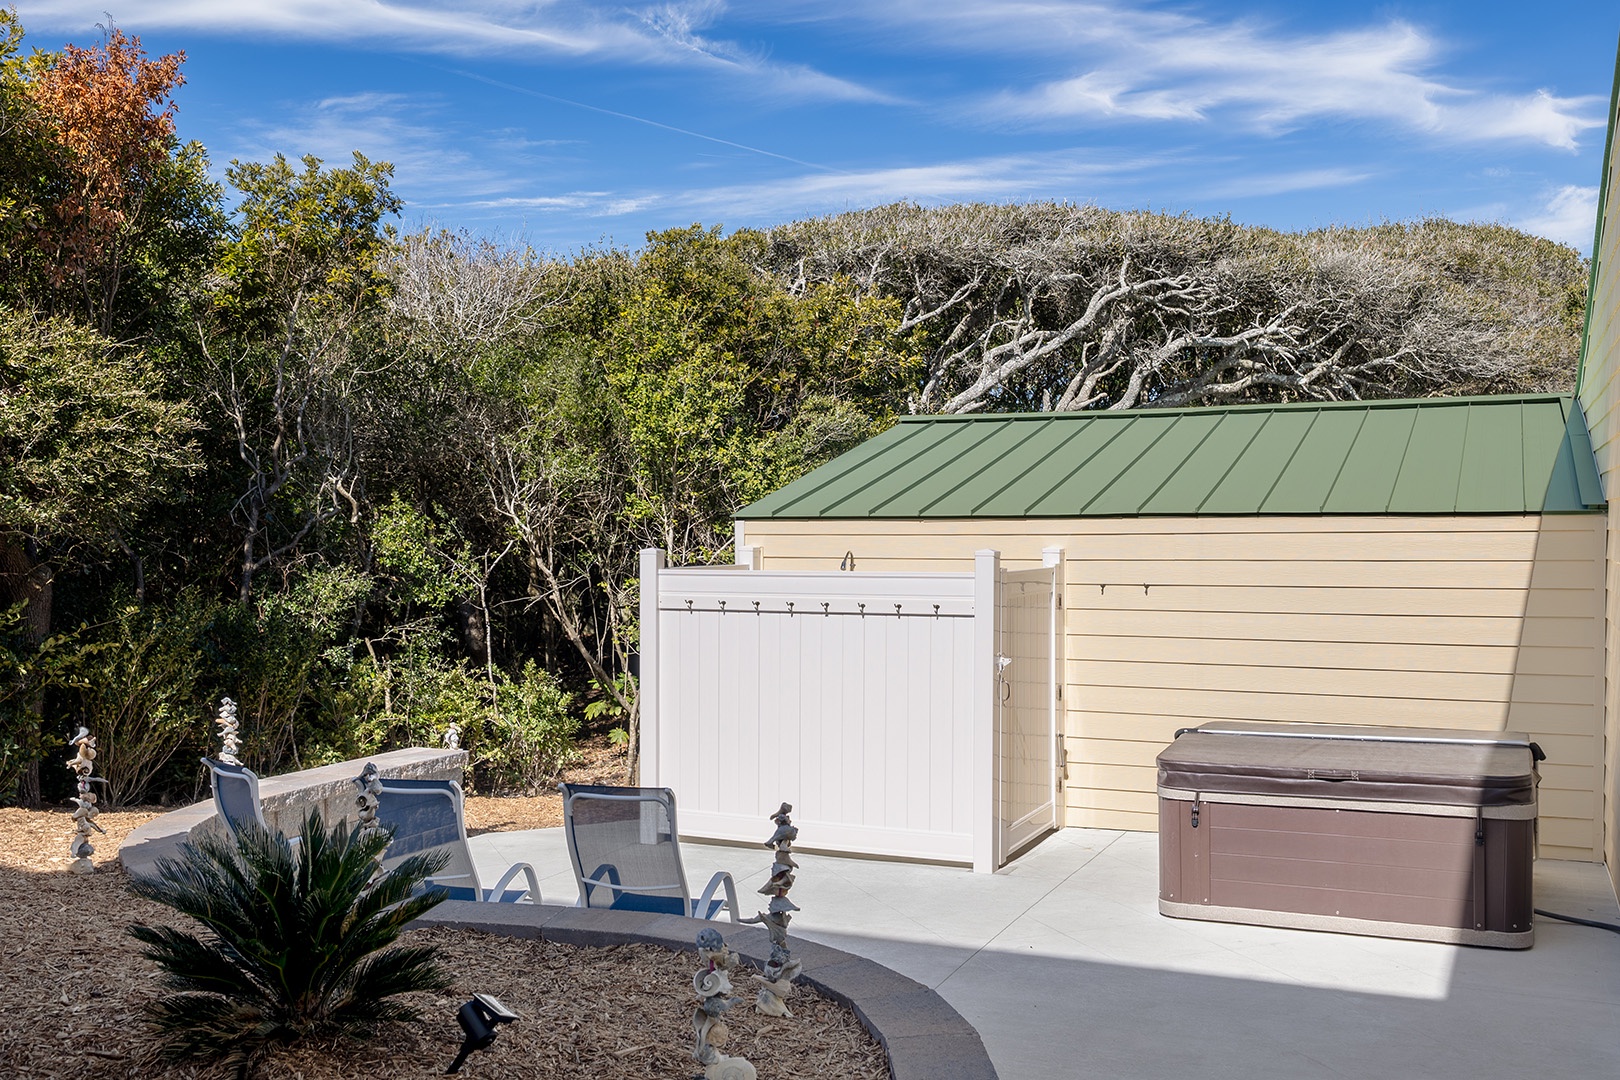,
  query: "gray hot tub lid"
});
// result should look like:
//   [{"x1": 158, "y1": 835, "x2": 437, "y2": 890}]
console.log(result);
[{"x1": 1157, "y1": 722, "x2": 1539, "y2": 807}]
